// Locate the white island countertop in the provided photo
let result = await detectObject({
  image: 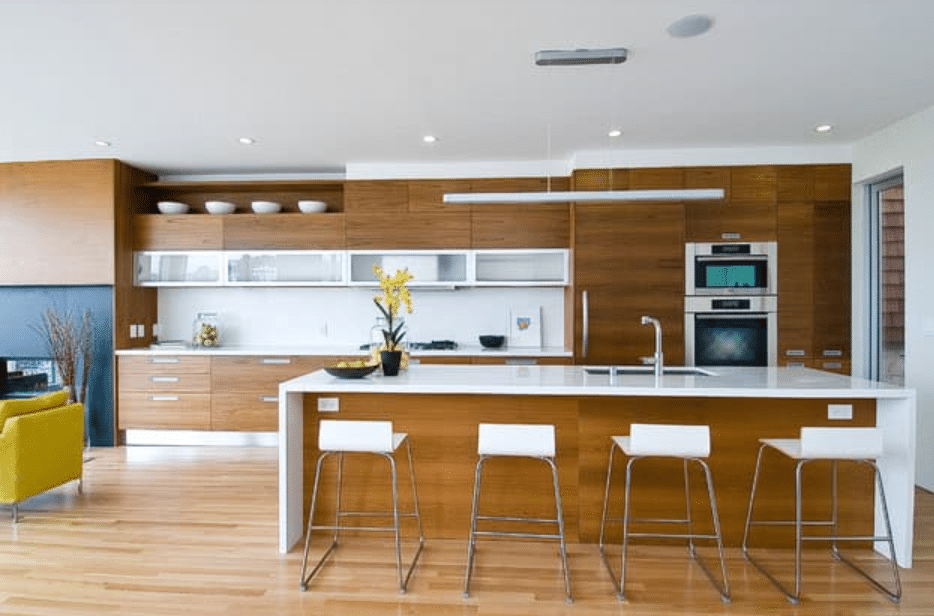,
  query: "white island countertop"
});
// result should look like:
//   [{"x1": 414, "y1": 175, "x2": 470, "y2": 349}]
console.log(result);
[
  {"x1": 281, "y1": 364, "x2": 910, "y2": 399},
  {"x1": 115, "y1": 344, "x2": 571, "y2": 358},
  {"x1": 278, "y1": 364, "x2": 916, "y2": 565}
]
